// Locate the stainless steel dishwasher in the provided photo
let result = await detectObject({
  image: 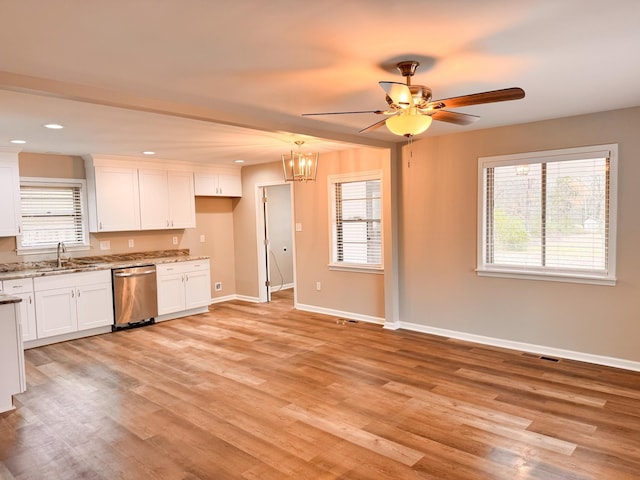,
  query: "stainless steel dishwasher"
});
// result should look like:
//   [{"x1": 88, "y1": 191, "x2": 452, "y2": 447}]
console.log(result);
[{"x1": 112, "y1": 265, "x2": 158, "y2": 330}]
